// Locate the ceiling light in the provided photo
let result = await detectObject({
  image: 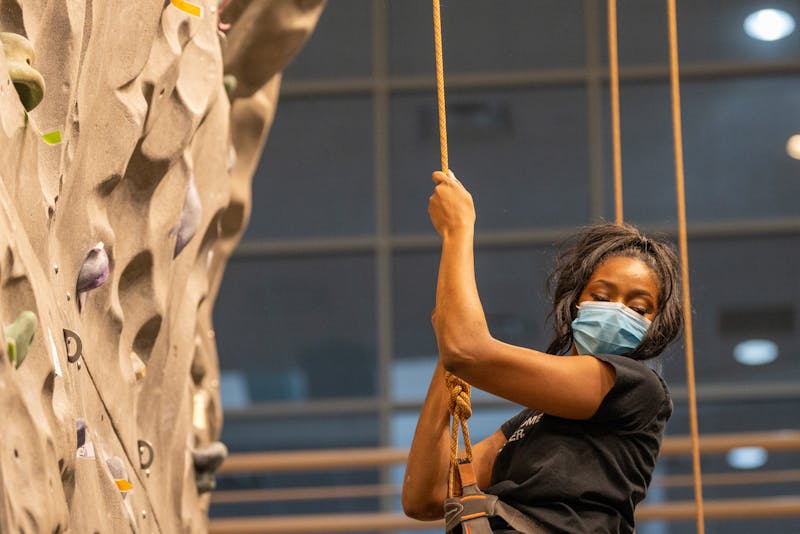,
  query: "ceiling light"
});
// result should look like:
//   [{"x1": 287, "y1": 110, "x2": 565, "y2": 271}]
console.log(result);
[
  {"x1": 744, "y1": 9, "x2": 795, "y2": 41},
  {"x1": 787, "y1": 134, "x2": 800, "y2": 159},
  {"x1": 733, "y1": 339, "x2": 779, "y2": 365},
  {"x1": 726, "y1": 446, "x2": 768, "y2": 470}
]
